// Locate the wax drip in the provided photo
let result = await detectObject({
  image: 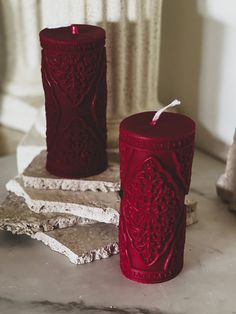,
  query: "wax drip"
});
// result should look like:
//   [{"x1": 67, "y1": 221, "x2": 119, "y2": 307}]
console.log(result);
[{"x1": 150, "y1": 99, "x2": 181, "y2": 126}]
